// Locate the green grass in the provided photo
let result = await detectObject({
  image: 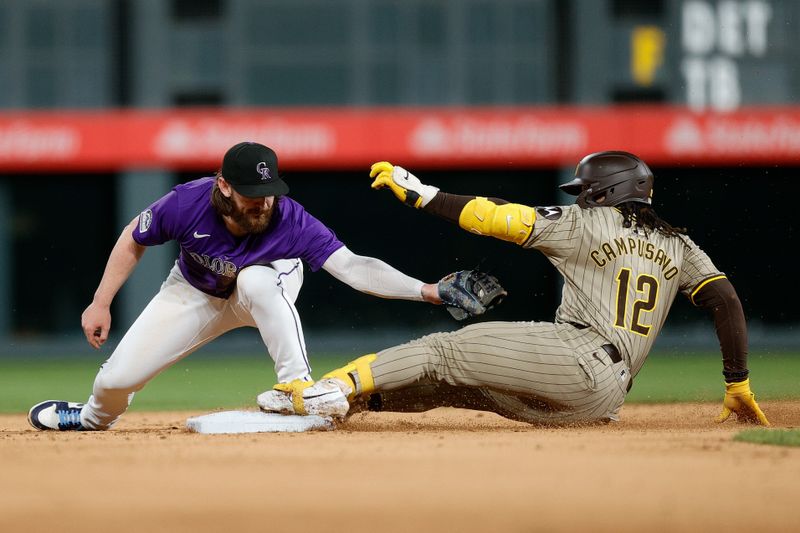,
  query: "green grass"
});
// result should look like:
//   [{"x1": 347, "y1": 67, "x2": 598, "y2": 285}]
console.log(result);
[
  {"x1": 625, "y1": 352, "x2": 800, "y2": 403},
  {"x1": 0, "y1": 354, "x2": 353, "y2": 413},
  {"x1": 1, "y1": 351, "x2": 797, "y2": 414},
  {"x1": 734, "y1": 428, "x2": 800, "y2": 447}
]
